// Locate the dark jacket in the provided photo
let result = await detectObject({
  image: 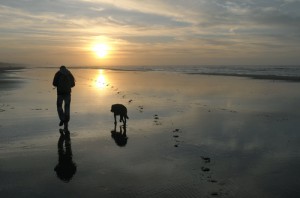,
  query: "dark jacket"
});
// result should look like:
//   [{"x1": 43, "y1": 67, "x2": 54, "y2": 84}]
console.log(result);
[{"x1": 53, "y1": 68, "x2": 75, "y2": 95}]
